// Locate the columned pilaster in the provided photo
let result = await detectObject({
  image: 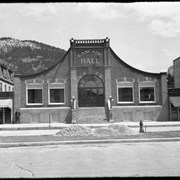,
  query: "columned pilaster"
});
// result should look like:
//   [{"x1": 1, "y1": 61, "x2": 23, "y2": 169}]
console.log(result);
[
  {"x1": 14, "y1": 75, "x2": 21, "y2": 110},
  {"x1": 70, "y1": 67, "x2": 78, "y2": 100},
  {"x1": 70, "y1": 45, "x2": 78, "y2": 100},
  {"x1": 104, "y1": 38, "x2": 112, "y2": 101}
]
